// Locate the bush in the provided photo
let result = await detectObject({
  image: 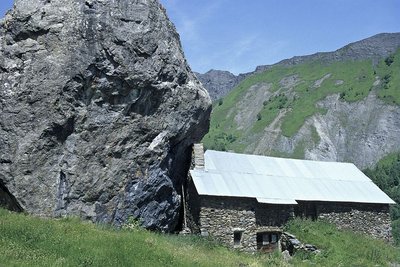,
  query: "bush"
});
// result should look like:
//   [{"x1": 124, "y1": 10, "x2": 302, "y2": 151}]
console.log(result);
[
  {"x1": 385, "y1": 55, "x2": 394, "y2": 66},
  {"x1": 383, "y1": 73, "x2": 391, "y2": 83}
]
